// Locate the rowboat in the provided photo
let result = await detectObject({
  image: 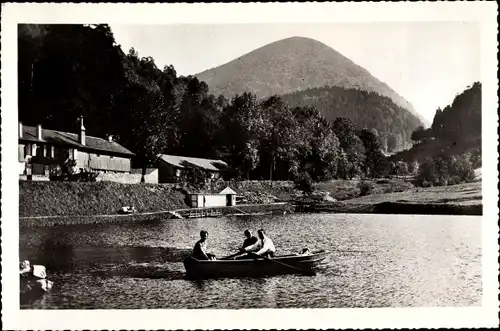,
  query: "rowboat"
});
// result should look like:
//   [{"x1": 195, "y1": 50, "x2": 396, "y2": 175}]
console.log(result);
[{"x1": 183, "y1": 250, "x2": 329, "y2": 279}]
